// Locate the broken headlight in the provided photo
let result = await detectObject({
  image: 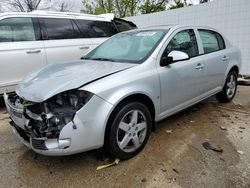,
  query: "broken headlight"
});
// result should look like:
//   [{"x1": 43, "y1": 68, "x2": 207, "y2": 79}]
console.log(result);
[
  {"x1": 46, "y1": 89, "x2": 93, "y2": 125},
  {"x1": 25, "y1": 90, "x2": 93, "y2": 138},
  {"x1": 52, "y1": 90, "x2": 93, "y2": 111}
]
